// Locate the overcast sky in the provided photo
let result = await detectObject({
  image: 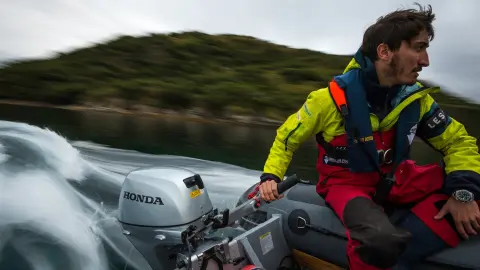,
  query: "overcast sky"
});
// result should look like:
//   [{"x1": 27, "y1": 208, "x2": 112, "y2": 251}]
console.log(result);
[{"x1": 1, "y1": 0, "x2": 479, "y2": 101}]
